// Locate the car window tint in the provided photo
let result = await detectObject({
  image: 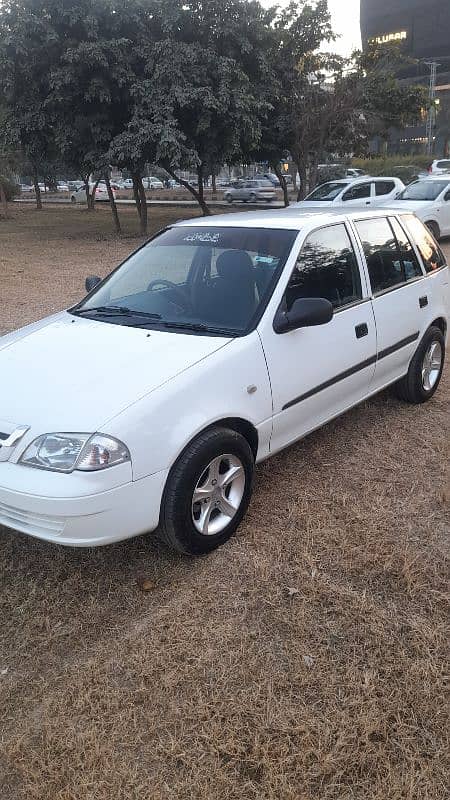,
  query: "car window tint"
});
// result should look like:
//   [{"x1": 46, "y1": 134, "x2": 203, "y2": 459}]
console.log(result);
[
  {"x1": 402, "y1": 215, "x2": 447, "y2": 273},
  {"x1": 389, "y1": 217, "x2": 423, "y2": 280},
  {"x1": 445, "y1": 189, "x2": 450, "y2": 201},
  {"x1": 286, "y1": 224, "x2": 362, "y2": 310},
  {"x1": 305, "y1": 182, "x2": 349, "y2": 201},
  {"x1": 375, "y1": 180, "x2": 395, "y2": 196},
  {"x1": 437, "y1": 161, "x2": 450, "y2": 170},
  {"x1": 342, "y1": 183, "x2": 371, "y2": 201},
  {"x1": 354, "y1": 218, "x2": 405, "y2": 294}
]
